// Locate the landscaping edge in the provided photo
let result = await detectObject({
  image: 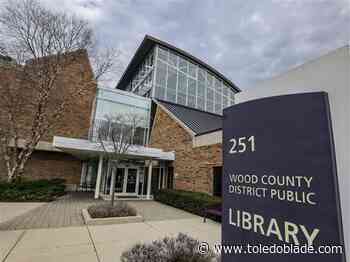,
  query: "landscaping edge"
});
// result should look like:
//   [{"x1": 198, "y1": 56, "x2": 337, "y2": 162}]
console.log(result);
[{"x1": 82, "y1": 209, "x2": 144, "y2": 226}]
